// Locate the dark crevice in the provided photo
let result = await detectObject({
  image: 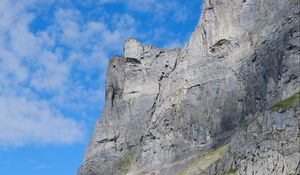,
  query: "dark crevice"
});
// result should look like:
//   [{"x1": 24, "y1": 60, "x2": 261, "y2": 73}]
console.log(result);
[
  {"x1": 97, "y1": 135, "x2": 120, "y2": 144},
  {"x1": 125, "y1": 57, "x2": 141, "y2": 64},
  {"x1": 210, "y1": 39, "x2": 231, "y2": 53}
]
